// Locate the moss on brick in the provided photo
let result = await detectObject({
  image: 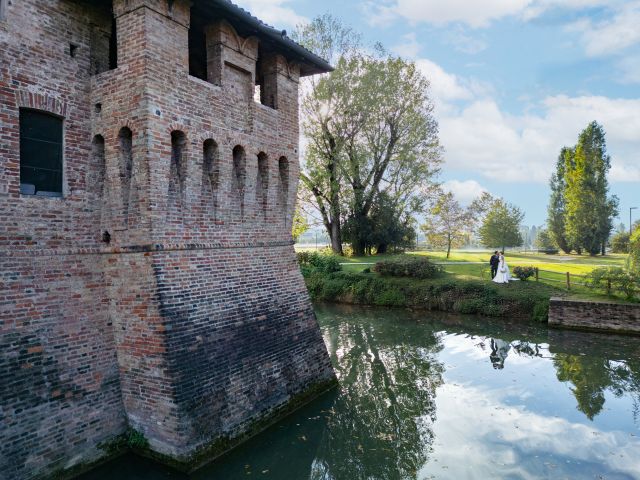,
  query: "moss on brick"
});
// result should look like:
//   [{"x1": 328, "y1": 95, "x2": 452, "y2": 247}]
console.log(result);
[{"x1": 132, "y1": 377, "x2": 338, "y2": 472}]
